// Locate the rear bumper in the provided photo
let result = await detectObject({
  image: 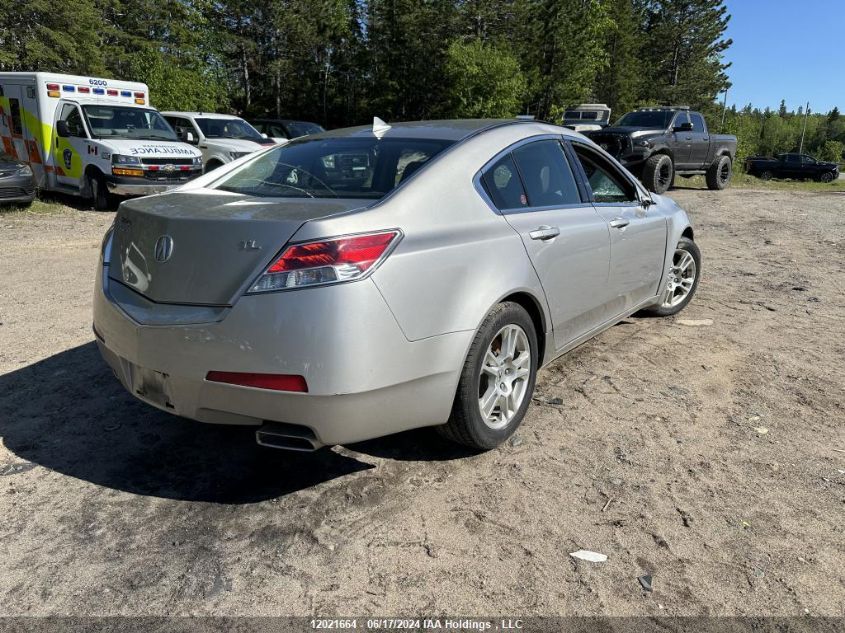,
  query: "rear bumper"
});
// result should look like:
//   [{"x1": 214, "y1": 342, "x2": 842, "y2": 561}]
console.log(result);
[{"x1": 93, "y1": 265, "x2": 472, "y2": 445}]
